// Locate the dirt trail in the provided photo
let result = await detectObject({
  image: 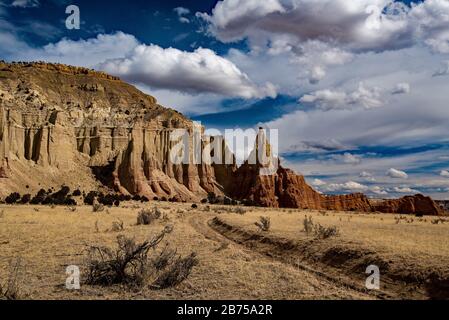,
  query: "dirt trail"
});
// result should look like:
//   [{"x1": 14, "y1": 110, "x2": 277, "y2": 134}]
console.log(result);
[
  {"x1": 188, "y1": 214, "x2": 376, "y2": 300},
  {"x1": 192, "y1": 214, "x2": 449, "y2": 300}
]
